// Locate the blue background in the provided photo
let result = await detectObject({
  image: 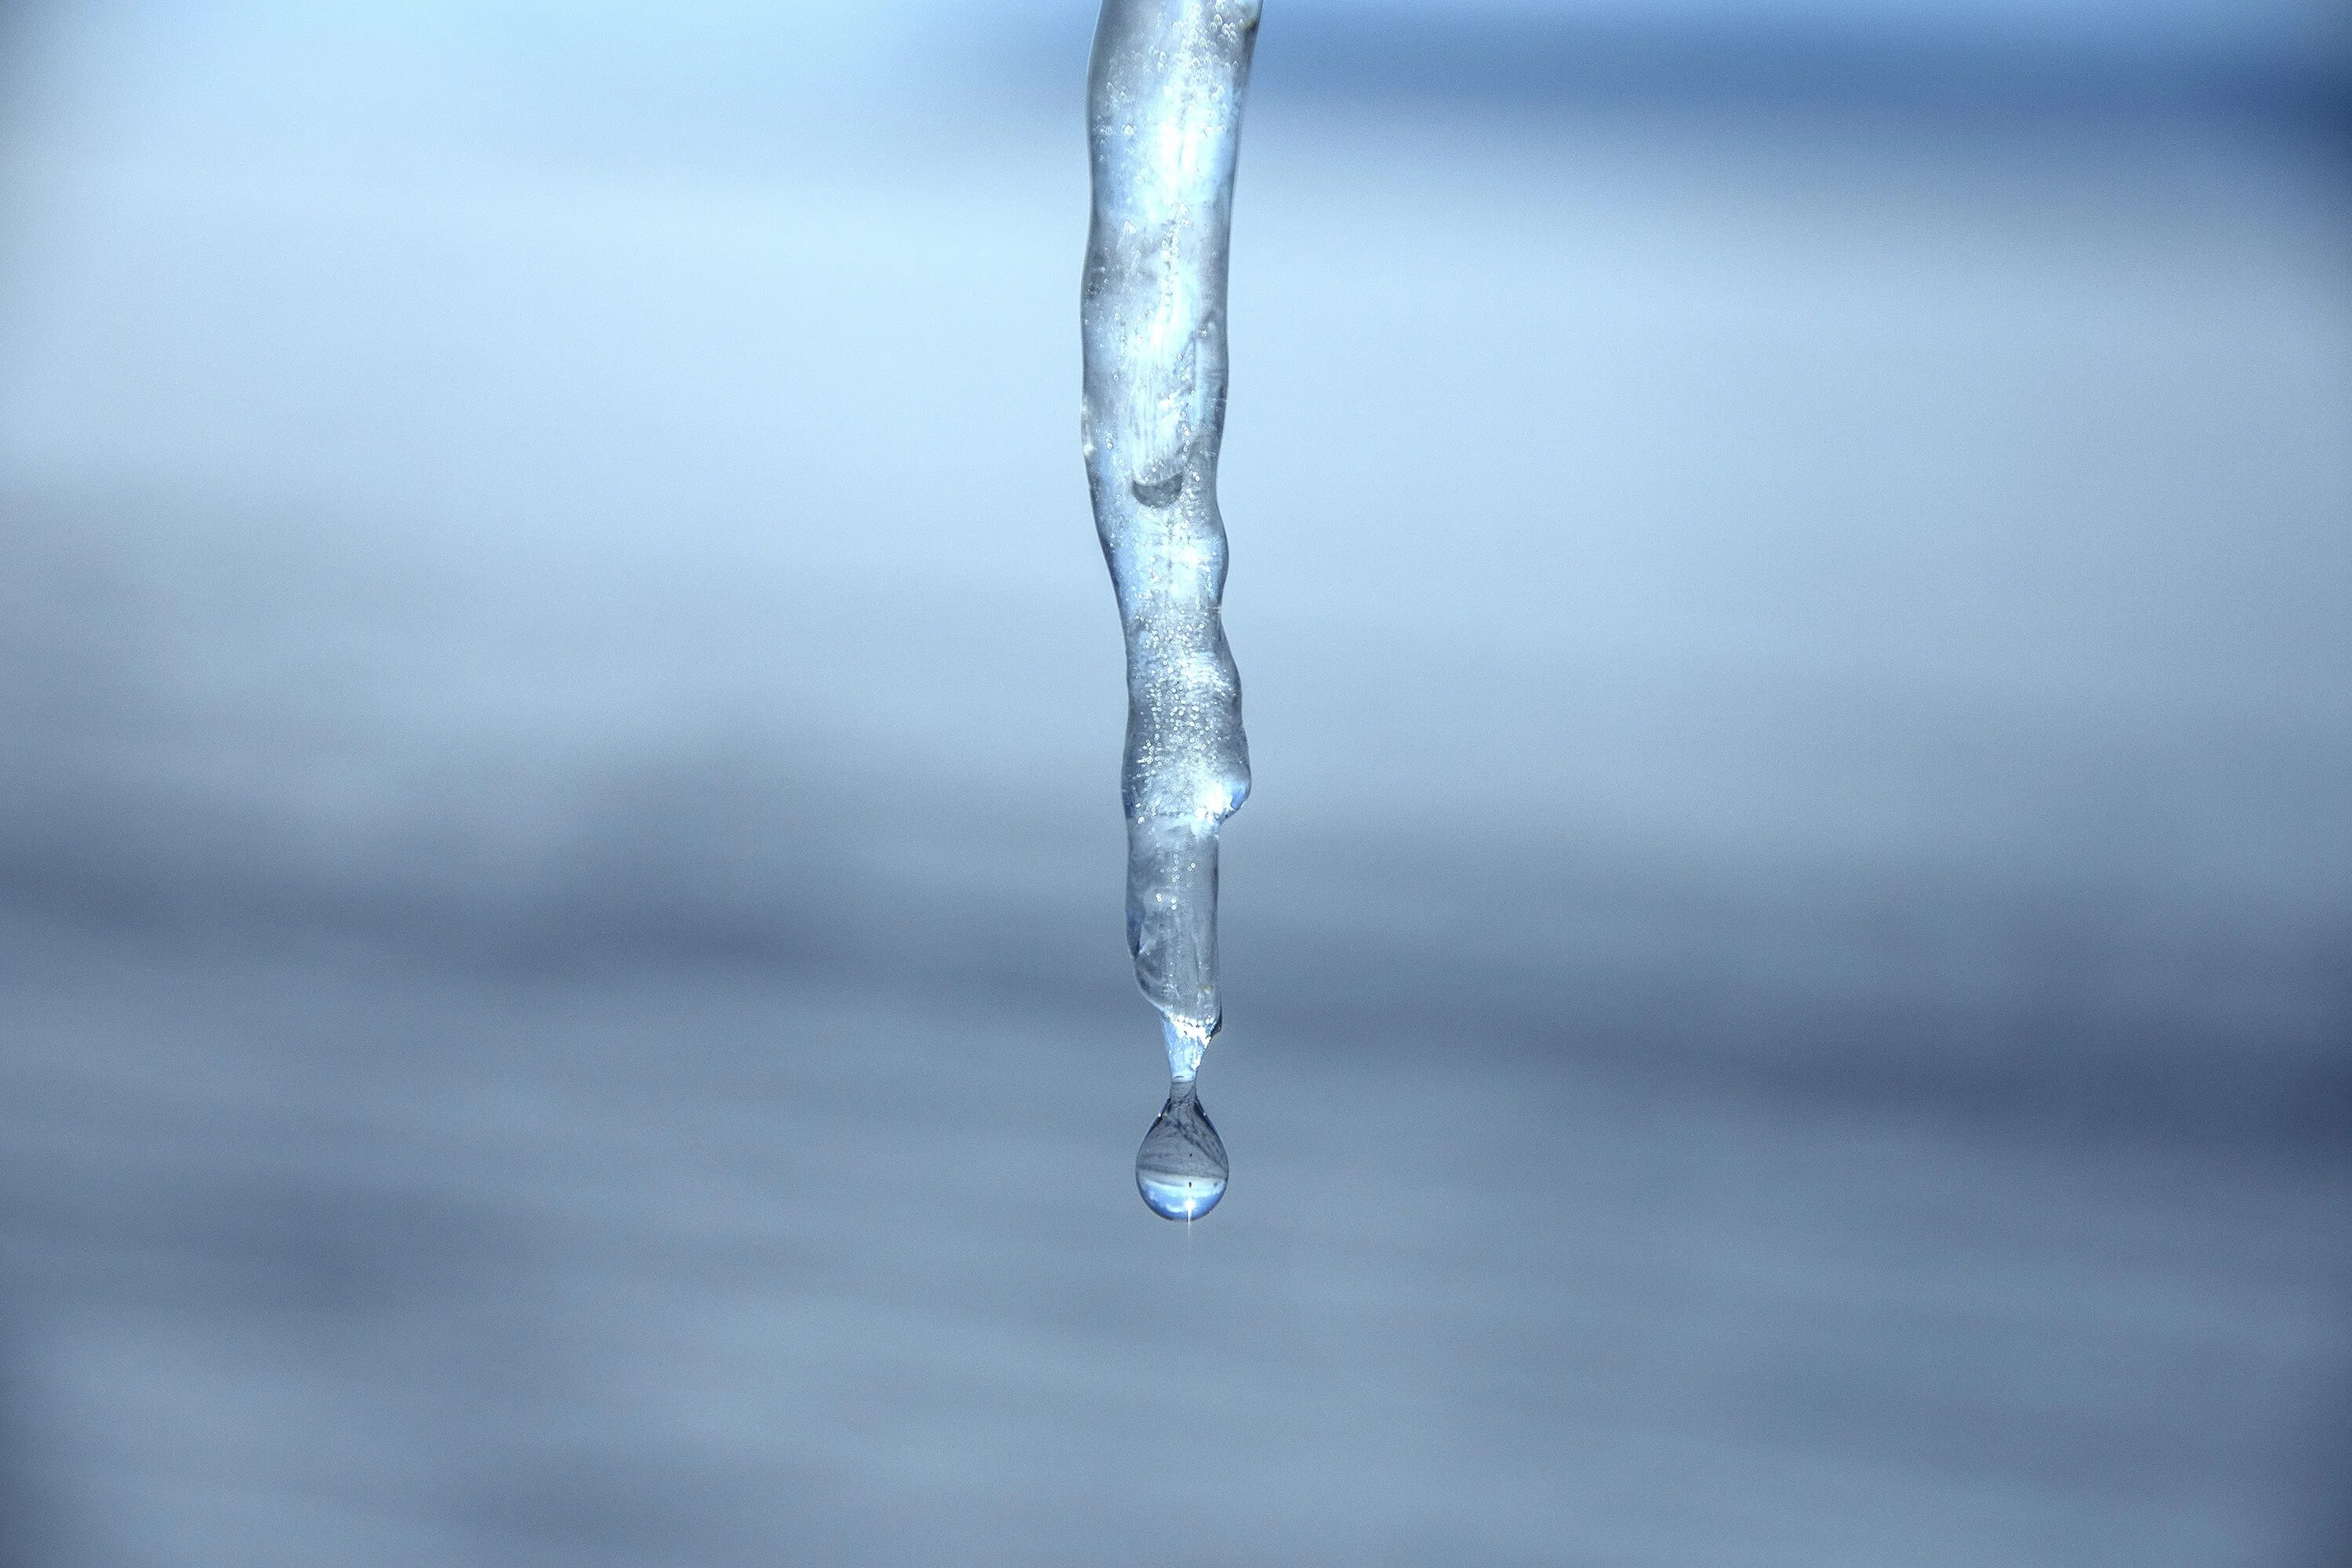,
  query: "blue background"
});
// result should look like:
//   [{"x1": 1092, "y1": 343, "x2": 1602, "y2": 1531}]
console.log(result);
[{"x1": 1, "y1": 2, "x2": 2347, "y2": 1562}]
